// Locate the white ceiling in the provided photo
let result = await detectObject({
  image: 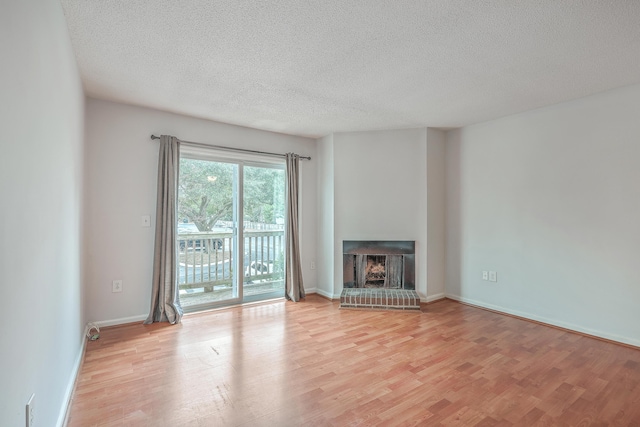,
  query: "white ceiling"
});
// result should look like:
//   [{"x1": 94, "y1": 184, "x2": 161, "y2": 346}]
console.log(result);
[{"x1": 60, "y1": 0, "x2": 640, "y2": 138}]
